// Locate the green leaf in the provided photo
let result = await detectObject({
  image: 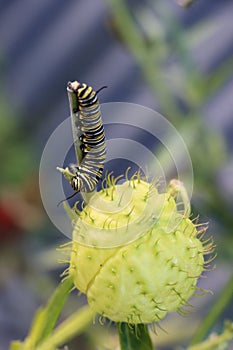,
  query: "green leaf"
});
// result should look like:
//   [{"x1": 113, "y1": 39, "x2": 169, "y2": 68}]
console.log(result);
[
  {"x1": 23, "y1": 308, "x2": 48, "y2": 350},
  {"x1": 38, "y1": 276, "x2": 74, "y2": 343},
  {"x1": 9, "y1": 276, "x2": 74, "y2": 350},
  {"x1": 117, "y1": 323, "x2": 153, "y2": 350},
  {"x1": 205, "y1": 57, "x2": 233, "y2": 100},
  {"x1": 36, "y1": 305, "x2": 96, "y2": 350}
]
